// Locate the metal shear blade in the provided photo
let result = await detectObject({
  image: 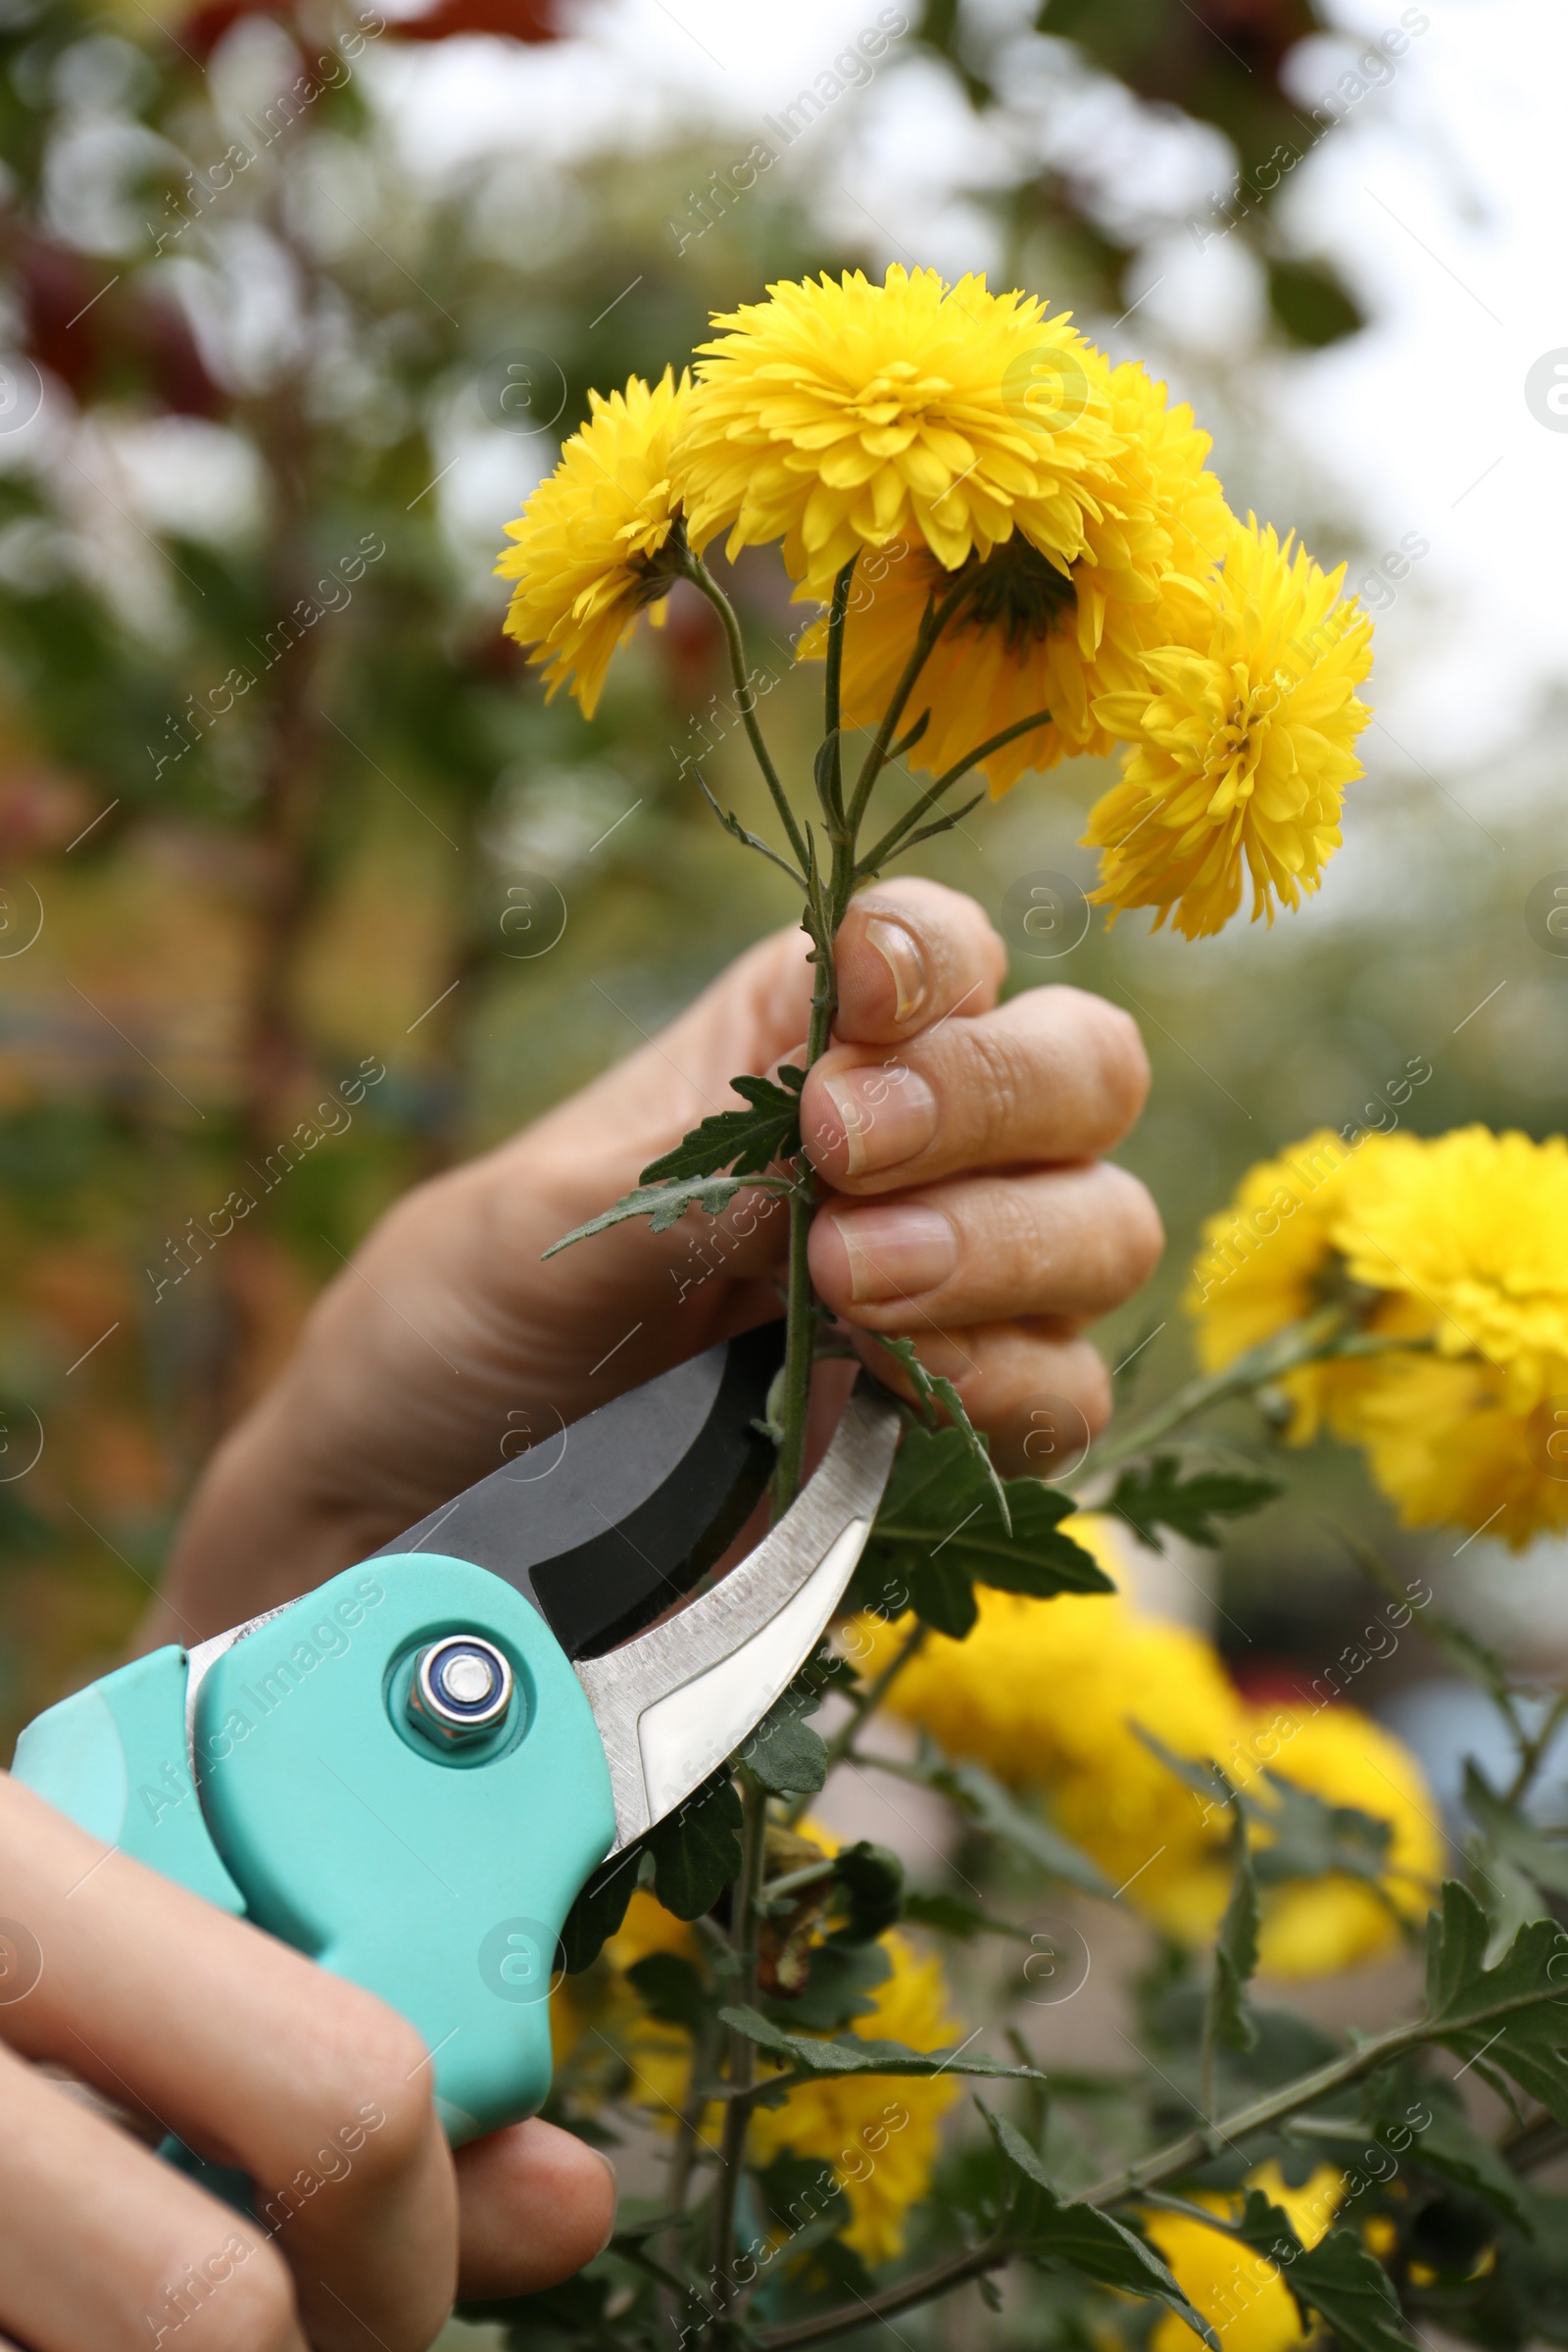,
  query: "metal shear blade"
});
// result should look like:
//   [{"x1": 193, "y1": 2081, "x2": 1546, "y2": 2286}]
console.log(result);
[{"x1": 575, "y1": 1383, "x2": 901, "y2": 1851}]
